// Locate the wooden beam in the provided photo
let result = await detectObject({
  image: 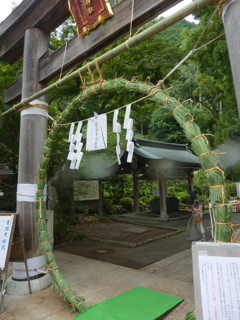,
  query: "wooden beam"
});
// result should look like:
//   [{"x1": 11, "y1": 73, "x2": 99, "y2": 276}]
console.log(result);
[
  {"x1": 38, "y1": 0, "x2": 183, "y2": 82},
  {"x1": 0, "y1": 0, "x2": 182, "y2": 65},
  {"x1": 2, "y1": 0, "x2": 214, "y2": 114},
  {"x1": 0, "y1": 0, "x2": 69, "y2": 64},
  {"x1": 4, "y1": 72, "x2": 22, "y2": 104}
]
